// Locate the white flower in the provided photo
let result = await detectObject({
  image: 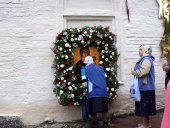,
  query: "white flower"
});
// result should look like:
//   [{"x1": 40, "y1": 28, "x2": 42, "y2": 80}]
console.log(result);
[
  {"x1": 57, "y1": 84, "x2": 60, "y2": 87},
  {"x1": 69, "y1": 66, "x2": 73, "y2": 70},
  {"x1": 102, "y1": 50, "x2": 105, "y2": 53},
  {"x1": 84, "y1": 31, "x2": 87, "y2": 34},
  {"x1": 106, "y1": 44, "x2": 108, "y2": 46},
  {"x1": 105, "y1": 47, "x2": 108, "y2": 50},
  {"x1": 69, "y1": 49, "x2": 71, "y2": 52},
  {"x1": 65, "y1": 43, "x2": 70, "y2": 47},
  {"x1": 99, "y1": 61, "x2": 103, "y2": 64},
  {"x1": 59, "y1": 47, "x2": 63, "y2": 51},
  {"x1": 74, "y1": 102, "x2": 78, "y2": 106},
  {"x1": 71, "y1": 94, "x2": 74, "y2": 98},
  {"x1": 65, "y1": 55, "x2": 68, "y2": 59},
  {"x1": 63, "y1": 32, "x2": 67, "y2": 35},
  {"x1": 111, "y1": 88, "x2": 115, "y2": 91},
  {"x1": 64, "y1": 50, "x2": 67, "y2": 53},
  {"x1": 89, "y1": 36, "x2": 91, "y2": 38},
  {"x1": 111, "y1": 68, "x2": 114, "y2": 71},
  {"x1": 97, "y1": 41, "x2": 101, "y2": 45},
  {"x1": 106, "y1": 58, "x2": 108, "y2": 61},
  {"x1": 64, "y1": 80, "x2": 66, "y2": 83},
  {"x1": 90, "y1": 29, "x2": 93, "y2": 33},
  {"x1": 110, "y1": 56, "x2": 113, "y2": 58},
  {"x1": 81, "y1": 40, "x2": 84, "y2": 44},
  {"x1": 57, "y1": 97, "x2": 60, "y2": 100},
  {"x1": 72, "y1": 84, "x2": 75, "y2": 87},
  {"x1": 61, "y1": 55, "x2": 64, "y2": 58},
  {"x1": 60, "y1": 64, "x2": 64, "y2": 68},
  {"x1": 71, "y1": 38, "x2": 74, "y2": 42},
  {"x1": 60, "y1": 90, "x2": 63, "y2": 94},
  {"x1": 63, "y1": 70, "x2": 66, "y2": 73},
  {"x1": 109, "y1": 93, "x2": 113, "y2": 96},
  {"x1": 102, "y1": 55, "x2": 104, "y2": 58},
  {"x1": 112, "y1": 52, "x2": 115, "y2": 55},
  {"x1": 74, "y1": 87, "x2": 77, "y2": 90},
  {"x1": 61, "y1": 77, "x2": 64, "y2": 80},
  {"x1": 71, "y1": 34, "x2": 74, "y2": 37},
  {"x1": 79, "y1": 35, "x2": 82, "y2": 38},
  {"x1": 68, "y1": 86, "x2": 73, "y2": 90},
  {"x1": 70, "y1": 29, "x2": 73, "y2": 31},
  {"x1": 105, "y1": 74, "x2": 107, "y2": 77},
  {"x1": 68, "y1": 82, "x2": 71, "y2": 85},
  {"x1": 75, "y1": 38, "x2": 78, "y2": 40},
  {"x1": 73, "y1": 43, "x2": 78, "y2": 47},
  {"x1": 106, "y1": 68, "x2": 110, "y2": 71},
  {"x1": 107, "y1": 87, "x2": 109, "y2": 91}
]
